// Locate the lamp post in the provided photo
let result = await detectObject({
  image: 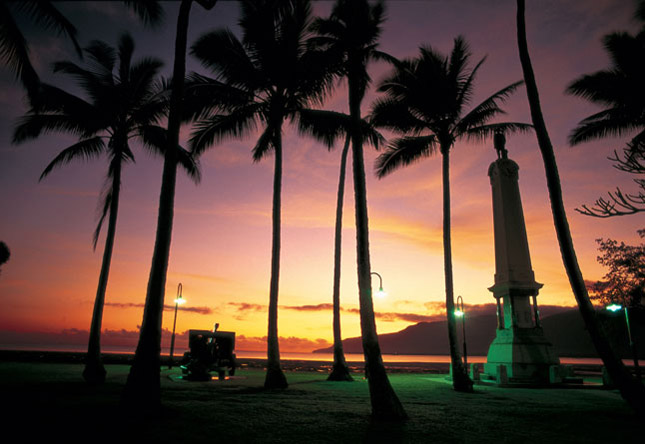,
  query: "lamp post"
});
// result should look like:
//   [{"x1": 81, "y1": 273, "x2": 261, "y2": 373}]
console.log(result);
[
  {"x1": 370, "y1": 271, "x2": 387, "y2": 299},
  {"x1": 606, "y1": 302, "x2": 640, "y2": 381},
  {"x1": 169, "y1": 283, "x2": 186, "y2": 369},
  {"x1": 455, "y1": 295, "x2": 468, "y2": 370}
]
